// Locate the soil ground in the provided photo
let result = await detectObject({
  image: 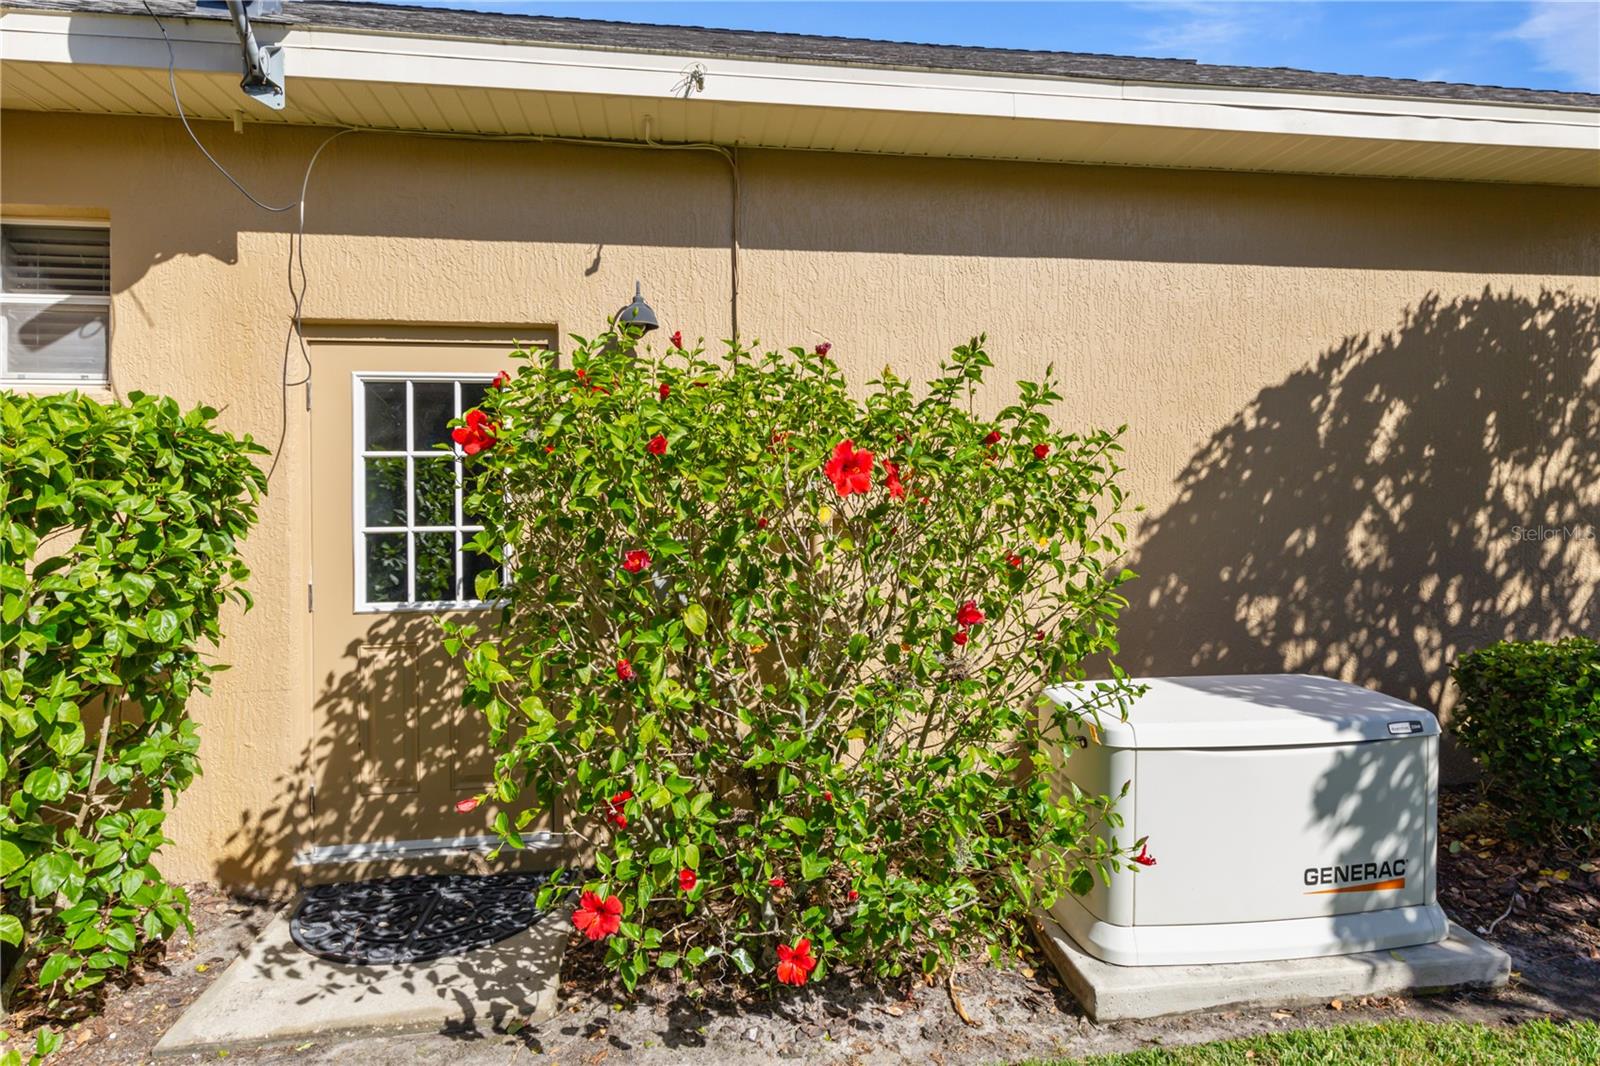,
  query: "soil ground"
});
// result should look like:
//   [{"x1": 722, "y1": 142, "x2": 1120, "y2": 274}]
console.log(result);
[{"x1": 6, "y1": 785, "x2": 1595, "y2": 1065}]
